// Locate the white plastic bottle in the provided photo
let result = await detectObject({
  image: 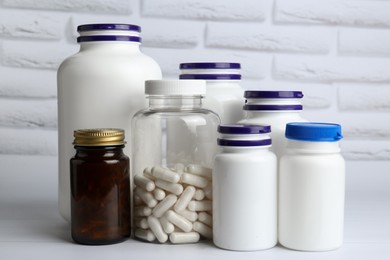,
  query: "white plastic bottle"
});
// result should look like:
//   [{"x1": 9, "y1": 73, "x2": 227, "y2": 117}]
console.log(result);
[
  {"x1": 213, "y1": 124, "x2": 277, "y2": 251},
  {"x1": 57, "y1": 23, "x2": 162, "y2": 221},
  {"x1": 238, "y1": 90, "x2": 306, "y2": 159},
  {"x1": 180, "y1": 62, "x2": 244, "y2": 124},
  {"x1": 279, "y1": 122, "x2": 345, "y2": 251}
]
